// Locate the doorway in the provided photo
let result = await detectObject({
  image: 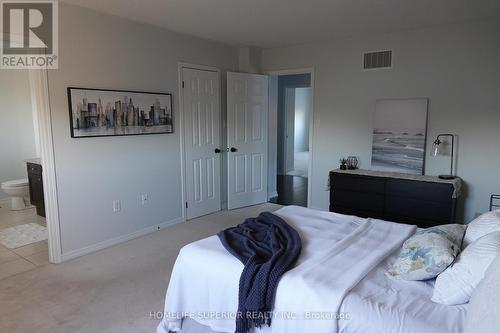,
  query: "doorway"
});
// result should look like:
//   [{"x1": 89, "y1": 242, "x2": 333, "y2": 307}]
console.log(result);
[
  {"x1": 0, "y1": 68, "x2": 61, "y2": 273},
  {"x1": 269, "y1": 73, "x2": 312, "y2": 207}
]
